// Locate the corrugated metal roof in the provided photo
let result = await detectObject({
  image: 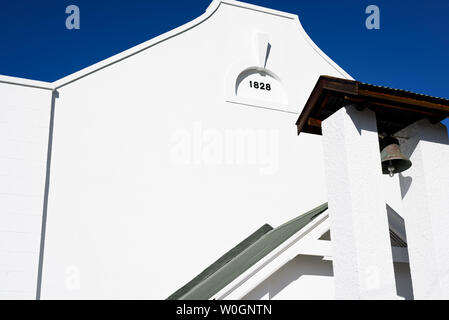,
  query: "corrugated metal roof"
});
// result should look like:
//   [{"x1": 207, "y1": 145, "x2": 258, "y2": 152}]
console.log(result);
[
  {"x1": 359, "y1": 82, "x2": 449, "y2": 104},
  {"x1": 168, "y1": 201, "x2": 409, "y2": 300},
  {"x1": 167, "y1": 203, "x2": 328, "y2": 300},
  {"x1": 167, "y1": 223, "x2": 273, "y2": 300}
]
